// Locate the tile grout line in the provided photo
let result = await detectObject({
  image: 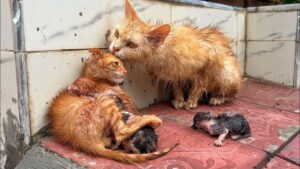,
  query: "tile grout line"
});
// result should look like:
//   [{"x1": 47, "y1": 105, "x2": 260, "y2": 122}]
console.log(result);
[
  {"x1": 271, "y1": 129, "x2": 300, "y2": 166},
  {"x1": 276, "y1": 153, "x2": 300, "y2": 167}
]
